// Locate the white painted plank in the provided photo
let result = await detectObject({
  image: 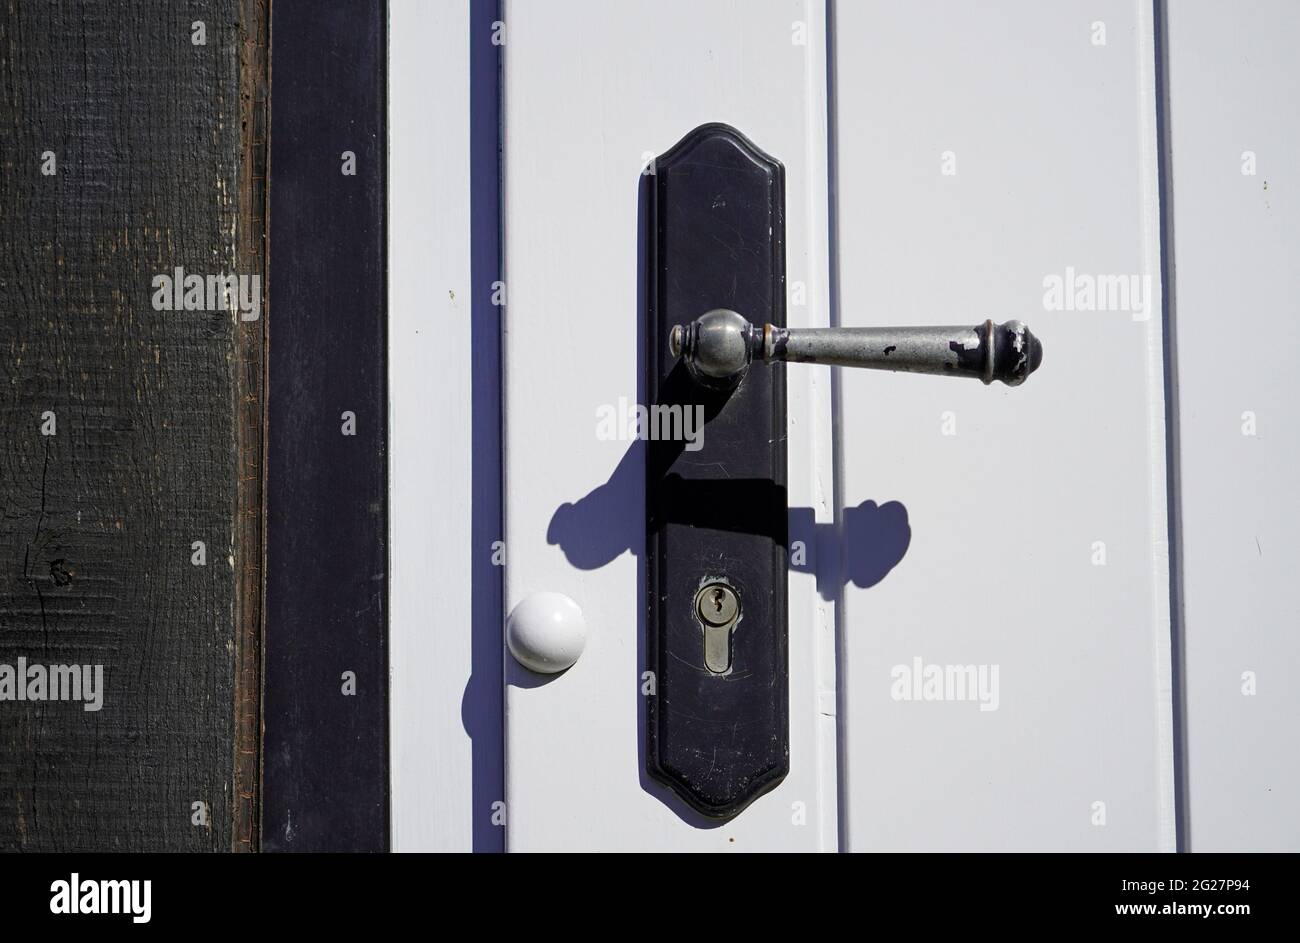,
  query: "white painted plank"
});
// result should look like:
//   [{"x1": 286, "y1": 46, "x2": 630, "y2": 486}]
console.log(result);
[
  {"x1": 502, "y1": 0, "x2": 836, "y2": 851},
  {"x1": 1164, "y1": 0, "x2": 1300, "y2": 852},
  {"x1": 832, "y1": 0, "x2": 1175, "y2": 851},
  {"x1": 389, "y1": 0, "x2": 498, "y2": 851}
]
